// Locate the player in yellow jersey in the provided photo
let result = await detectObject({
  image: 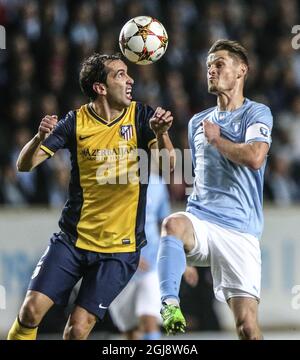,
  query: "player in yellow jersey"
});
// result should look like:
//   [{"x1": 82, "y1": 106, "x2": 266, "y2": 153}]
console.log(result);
[{"x1": 7, "y1": 53, "x2": 175, "y2": 340}]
